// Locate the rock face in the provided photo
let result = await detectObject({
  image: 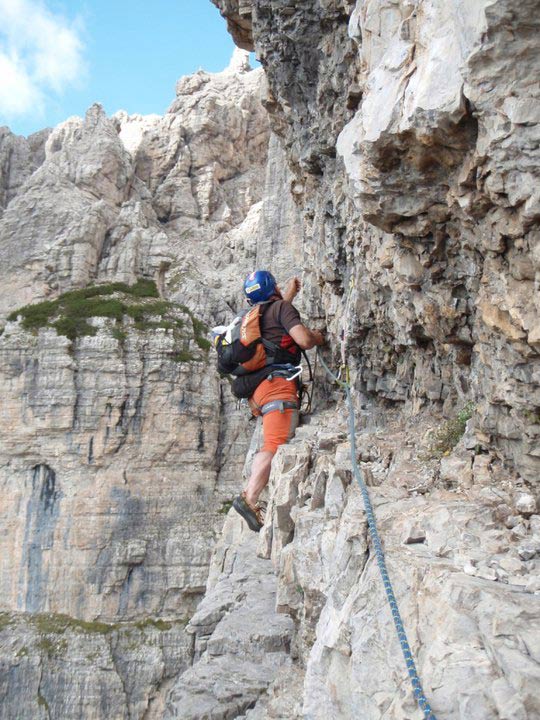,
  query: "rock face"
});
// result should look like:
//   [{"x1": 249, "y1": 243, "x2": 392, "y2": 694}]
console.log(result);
[
  {"x1": 0, "y1": 127, "x2": 50, "y2": 211},
  {"x1": 0, "y1": 612, "x2": 192, "y2": 720},
  {"x1": 159, "y1": 412, "x2": 540, "y2": 719},
  {"x1": 205, "y1": 2, "x2": 539, "y2": 719},
  {"x1": 1, "y1": 2, "x2": 540, "y2": 719},
  {"x1": 214, "y1": 0, "x2": 540, "y2": 486},
  {"x1": 164, "y1": 516, "x2": 294, "y2": 720},
  {"x1": 0, "y1": 51, "x2": 303, "y2": 718},
  {"x1": 0, "y1": 320, "x2": 224, "y2": 621}
]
